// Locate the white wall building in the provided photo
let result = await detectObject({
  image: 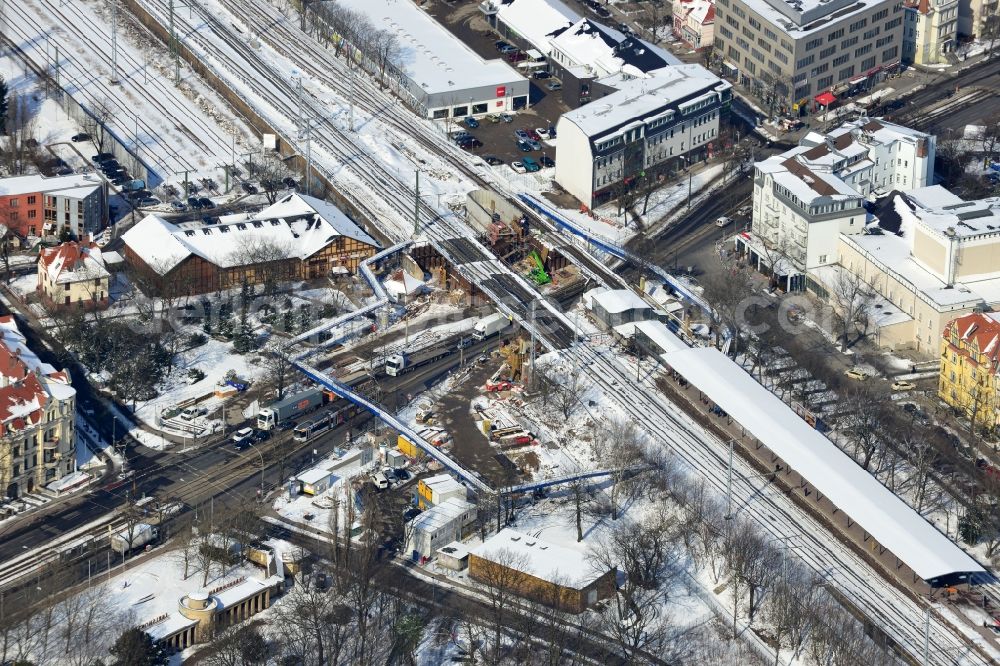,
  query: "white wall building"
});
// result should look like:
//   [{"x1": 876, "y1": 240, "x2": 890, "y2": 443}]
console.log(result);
[
  {"x1": 738, "y1": 118, "x2": 935, "y2": 289},
  {"x1": 555, "y1": 64, "x2": 731, "y2": 208},
  {"x1": 904, "y1": 0, "x2": 959, "y2": 65},
  {"x1": 405, "y1": 497, "x2": 476, "y2": 561},
  {"x1": 337, "y1": 0, "x2": 529, "y2": 119}
]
